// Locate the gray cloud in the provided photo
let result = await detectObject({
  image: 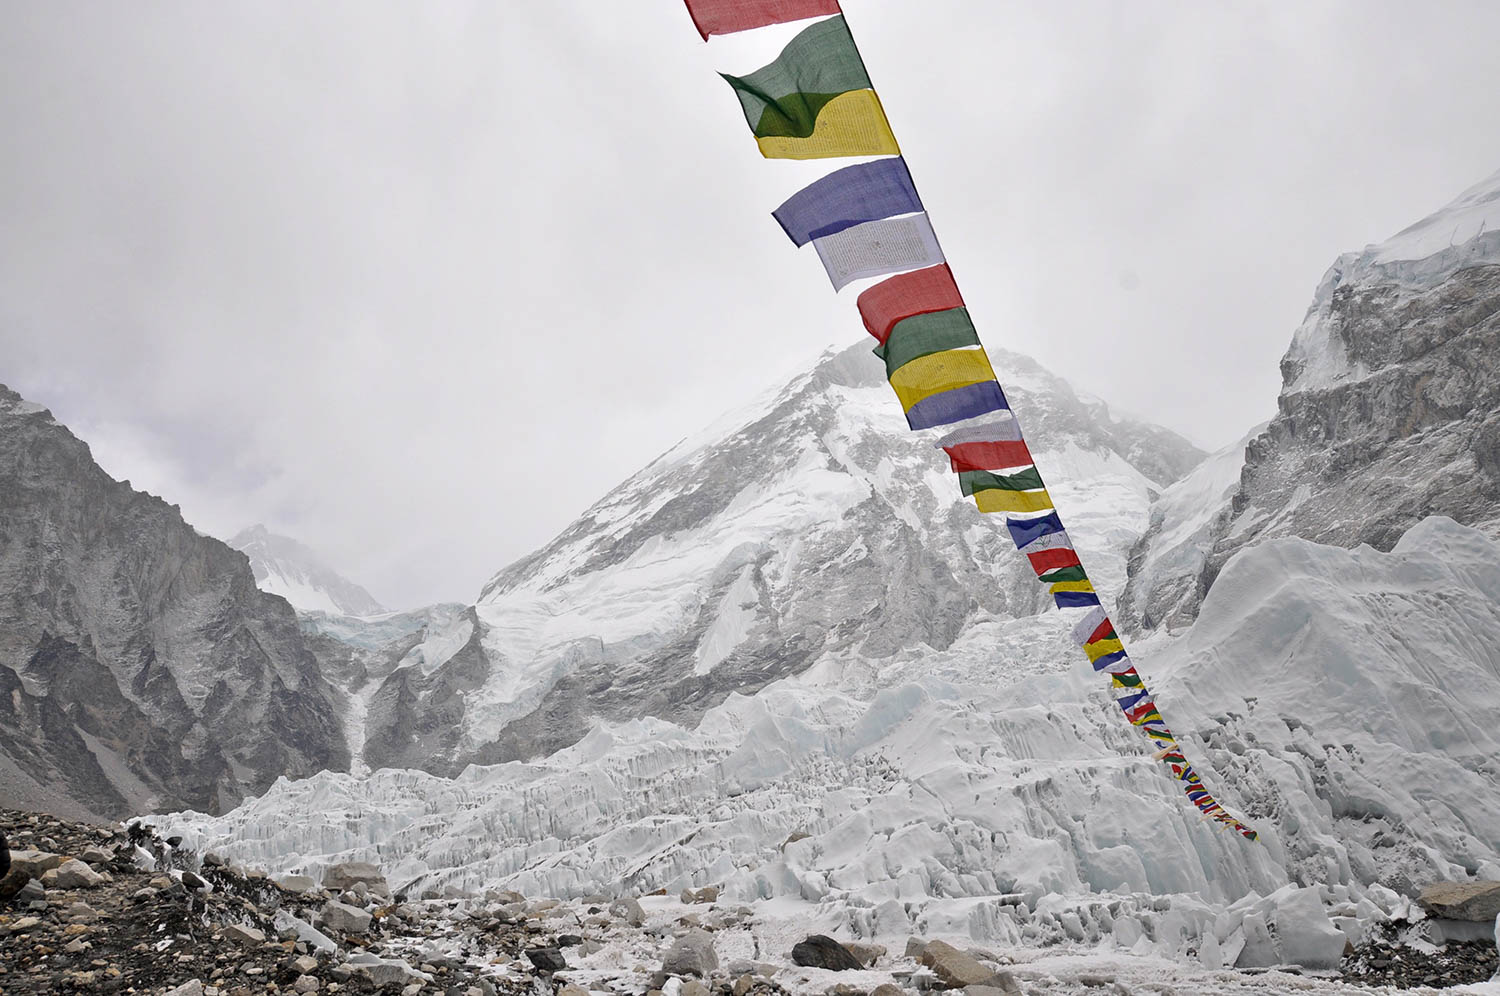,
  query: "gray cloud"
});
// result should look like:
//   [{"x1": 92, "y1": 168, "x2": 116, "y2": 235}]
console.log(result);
[{"x1": 4, "y1": 1, "x2": 1499, "y2": 607}]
